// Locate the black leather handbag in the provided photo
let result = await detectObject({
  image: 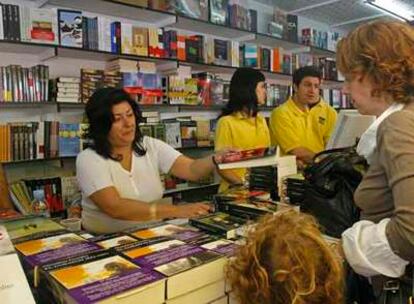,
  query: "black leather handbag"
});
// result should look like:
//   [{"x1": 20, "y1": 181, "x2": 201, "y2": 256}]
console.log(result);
[
  {"x1": 377, "y1": 268, "x2": 414, "y2": 304},
  {"x1": 300, "y1": 147, "x2": 368, "y2": 238}
]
